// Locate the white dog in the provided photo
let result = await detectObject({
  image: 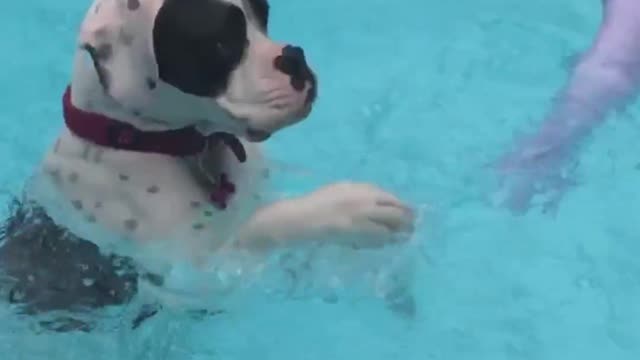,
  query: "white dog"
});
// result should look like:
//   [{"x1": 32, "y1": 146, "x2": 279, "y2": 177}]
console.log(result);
[{"x1": 0, "y1": 0, "x2": 415, "y2": 331}]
